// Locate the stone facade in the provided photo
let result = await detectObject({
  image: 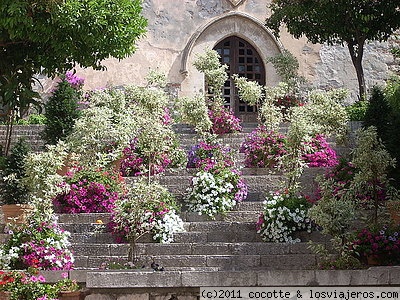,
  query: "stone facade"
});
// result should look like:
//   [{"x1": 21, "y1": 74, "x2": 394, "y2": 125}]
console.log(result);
[{"x1": 42, "y1": 0, "x2": 396, "y2": 103}]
